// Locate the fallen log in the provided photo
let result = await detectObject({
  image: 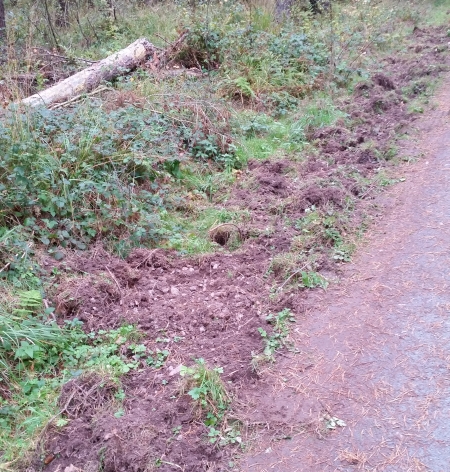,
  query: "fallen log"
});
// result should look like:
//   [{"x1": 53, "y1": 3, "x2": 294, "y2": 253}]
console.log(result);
[{"x1": 22, "y1": 38, "x2": 158, "y2": 107}]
